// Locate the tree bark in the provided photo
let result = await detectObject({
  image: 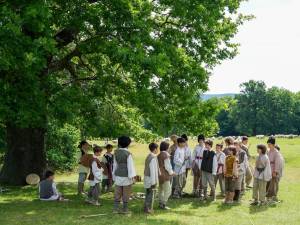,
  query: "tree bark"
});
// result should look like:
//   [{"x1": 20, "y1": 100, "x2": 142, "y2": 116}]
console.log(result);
[{"x1": 0, "y1": 124, "x2": 46, "y2": 185}]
